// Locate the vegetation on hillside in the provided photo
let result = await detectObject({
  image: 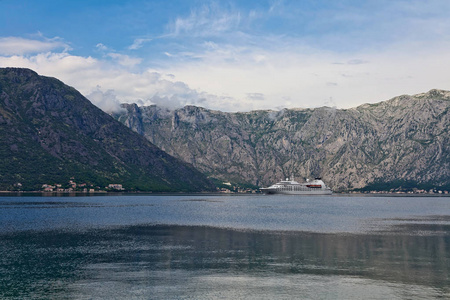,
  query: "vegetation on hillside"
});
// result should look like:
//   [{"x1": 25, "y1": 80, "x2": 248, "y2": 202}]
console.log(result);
[{"x1": 0, "y1": 68, "x2": 215, "y2": 192}]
